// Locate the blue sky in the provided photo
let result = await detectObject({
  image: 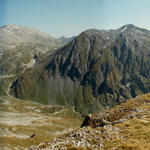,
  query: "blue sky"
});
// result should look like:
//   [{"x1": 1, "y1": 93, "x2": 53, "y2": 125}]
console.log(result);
[{"x1": 0, "y1": 0, "x2": 150, "y2": 37}]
